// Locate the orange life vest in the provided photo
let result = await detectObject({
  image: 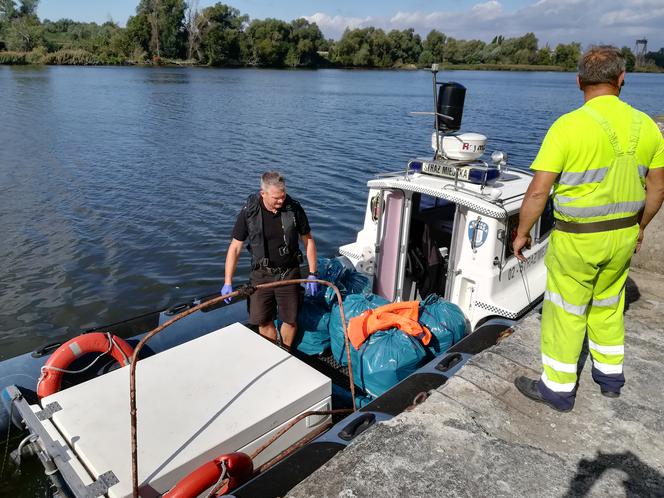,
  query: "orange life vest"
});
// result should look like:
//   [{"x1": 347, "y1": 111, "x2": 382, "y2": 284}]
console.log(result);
[{"x1": 347, "y1": 301, "x2": 431, "y2": 350}]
